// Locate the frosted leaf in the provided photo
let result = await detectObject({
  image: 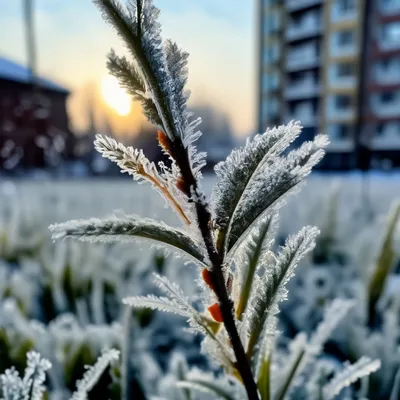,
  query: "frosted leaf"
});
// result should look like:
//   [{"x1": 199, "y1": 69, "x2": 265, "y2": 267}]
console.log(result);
[
  {"x1": 323, "y1": 357, "x2": 381, "y2": 400},
  {"x1": 94, "y1": 134, "x2": 191, "y2": 225},
  {"x1": 125, "y1": 274, "x2": 223, "y2": 344},
  {"x1": 309, "y1": 299, "x2": 355, "y2": 356},
  {"x1": 234, "y1": 212, "x2": 279, "y2": 319},
  {"x1": 94, "y1": 0, "x2": 206, "y2": 177},
  {"x1": 70, "y1": 349, "x2": 120, "y2": 400},
  {"x1": 49, "y1": 215, "x2": 207, "y2": 267},
  {"x1": 274, "y1": 332, "x2": 308, "y2": 400},
  {"x1": 201, "y1": 335, "x2": 235, "y2": 372},
  {"x1": 0, "y1": 368, "x2": 24, "y2": 400},
  {"x1": 211, "y1": 121, "x2": 302, "y2": 232},
  {"x1": 390, "y1": 368, "x2": 400, "y2": 400},
  {"x1": 152, "y1": 274, "x2": 224, "y2": 339},
  {"x1": 177, "y1": 381, "x2": 235, "y2": 400},
  {"x1": 177, "y1": 369, "x2": 246, "y2": 400},
  {"x1": 246, "y1": 226, "x2": 319, "y2": 356},
  {"x1": 107, "y1": 50, "x2": 162, "y2": 126},
  {"x1": 274, "y1": 300, "x2": 356, "y2": 400},
  {"x1": 0, "y1": 352, "x2": 52, "y2": 400},
  {"x1": 22, "y1": 351, "x2": 52, "y2": 400},
  {"x1": 253, "y1": 315, "x2": 278, "y2": 379},
  {"x1": 123, "y1": 294, "x2": 192, "y2": 317},
  {"x1": 123, "y1": 273, "x2": 196, "y2": 319},
  {"x1": 164, "y1": 39, "x2": 189, "y2": 119},
  {"x1": 227, "y1": 134, "x2": 328, "y2": 252}
]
